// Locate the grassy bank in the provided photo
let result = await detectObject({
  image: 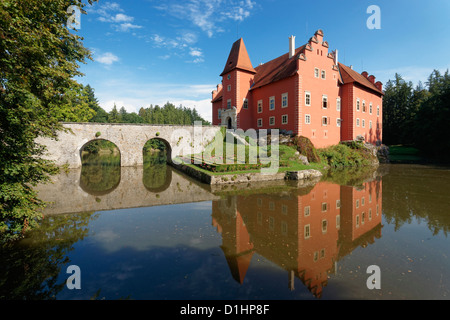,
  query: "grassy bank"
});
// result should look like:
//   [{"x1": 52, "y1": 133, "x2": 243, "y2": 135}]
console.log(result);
[{"x1": 175, "y1": 135, "x2": 378, "y2": 178}]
